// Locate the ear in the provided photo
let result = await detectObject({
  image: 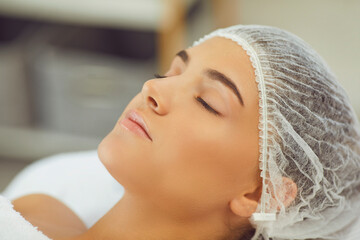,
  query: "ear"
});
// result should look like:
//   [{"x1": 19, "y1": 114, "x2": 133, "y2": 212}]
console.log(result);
[
  {"x1": 267, "y1": 176, "x2": 298, "y2": 211},
  {"x1": 230, "y1": 177, "x2": 298, "y2": 217},
  {"x1": 229, "y1": 184, "x2": 262, "y2": 218},
  {"x1": 277, "y1": 177, "x2": 297, "y2": 208}
]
